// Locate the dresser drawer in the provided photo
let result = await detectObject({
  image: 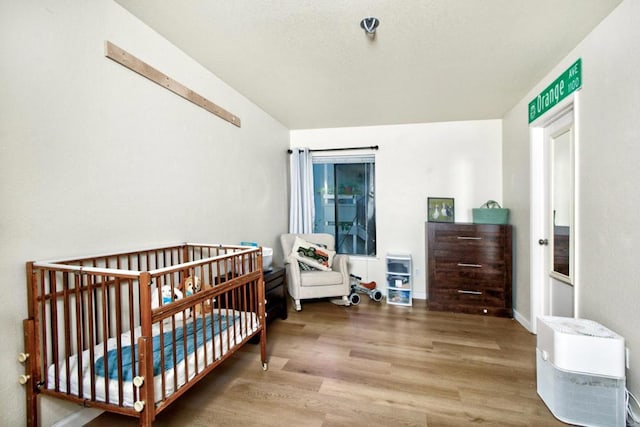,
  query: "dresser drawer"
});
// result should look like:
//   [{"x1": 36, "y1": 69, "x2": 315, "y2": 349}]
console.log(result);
[
  {"x1": 431, "y1": 247, "x2": 507, "y2": 265},
  {"x1": 430, "y1": 223, "x2": 507, "y2": 250},
  {"x1": 430, "y1": 286, "x2": 506, "y2": 306},
  {"x1": 264, "y1": 268, "x2": 285, "y2": 292},
  {"x1": 432, "y1": 257, "x2": 507, "y2": 275},
  {"x1": 428, "y1": 292, "x2": 509, "y2": 318},
  {"x1": 262, "y1": 268, "x2": 287, "y2": 322},
  {"x1": 432, "y1": 268, "x2": 507, "y2": 291},
  {"x1": 265, "y1": 282, "x2": 284, "y2": 300}
]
